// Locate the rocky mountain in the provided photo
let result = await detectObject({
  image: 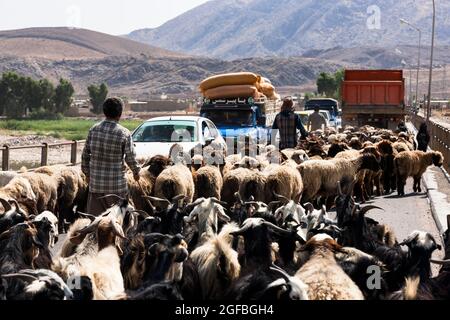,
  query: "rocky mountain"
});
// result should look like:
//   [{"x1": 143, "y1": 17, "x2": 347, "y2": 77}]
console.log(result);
[{"x1": 128, "y1": 0, "x2": 450, "y2": 60}]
